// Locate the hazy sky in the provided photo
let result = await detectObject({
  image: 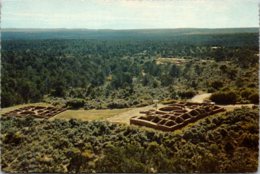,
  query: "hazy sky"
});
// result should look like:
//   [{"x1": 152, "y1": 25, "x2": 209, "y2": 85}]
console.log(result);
[{"x1": 2, "y1": 0, "x2": 259, "y2": 29}]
